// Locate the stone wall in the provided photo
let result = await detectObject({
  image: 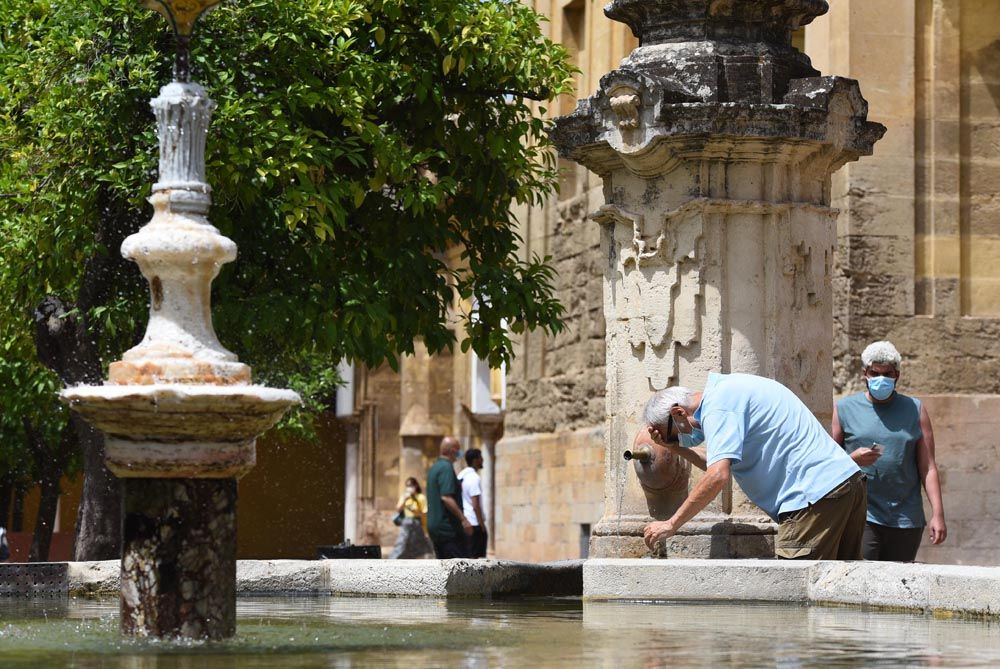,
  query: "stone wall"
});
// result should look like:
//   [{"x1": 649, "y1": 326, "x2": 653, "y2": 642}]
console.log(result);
[
  {"x1": 494, "y1": 427, "x2": 604, "y2": 561},
  {"x1": 503, "y1": 0, "x2": 637, "y2": 437},
  {"x1": 505, "y1": 191, "x2": 607, "y2": 435},
  {"x1": 809, "y1": 0, "x2": 1000, "y2": 394},
  {"x1": 915, "y1": 396, "x2": 1000, "y2": 566}
]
